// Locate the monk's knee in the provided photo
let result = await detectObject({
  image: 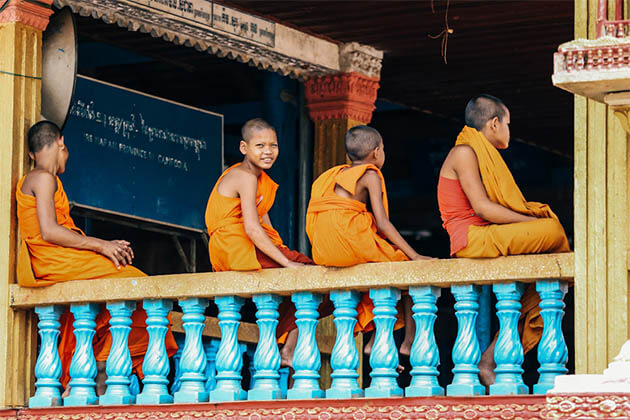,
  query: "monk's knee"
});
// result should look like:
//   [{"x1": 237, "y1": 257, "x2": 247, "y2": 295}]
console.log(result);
[{"x1": 536, "y1": 218, "x2": 568, "y2": 251}]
